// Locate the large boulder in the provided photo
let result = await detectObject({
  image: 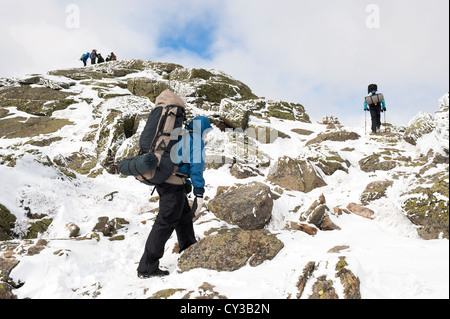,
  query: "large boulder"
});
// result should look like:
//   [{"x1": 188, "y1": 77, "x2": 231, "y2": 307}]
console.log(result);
[
  {"x1": 212, "y1": 98, "x2": 311, "y2": 126},
  {"x1": 192, "y1": 75, "x2": 257, "y2": 105},
  {"x1": 360, "y1": 180, "x2": 393, "y2": 205},
  {"x1": 267, "y1": 101, "x2": 310, "y2": 122},
  {"x1": 178, "y1": 229, "x2": 284, "y2": 272},
  {"x1": 0, "y1": 116, "x2": 73, "y2": 139},
  {"x1": 48, "y1": 62, "x2": 140, "y2": 81},
  {"x1": 48, "y1": 67, "x2": 114, "y2": 80},
  {"x1": 248, "y1": 100, "x2": 310, "y2": 123},
  {"x1": 217, "y1": 98, "x2": 250, "y2": 129},
  {"x1": 169, "y1": 67, "x2": 258, "y2": 107},
  {"x1": 19, "y1": 76, "x2": 73, "y2": 90},
  {"x1": 267, "y1": 156, "x2": 327, "y2": 192},
  {"x1": 208, "y1": 182, "x2": 273, "y2": 230},
  {"x1": 402, "y1": 175, "x2": 449, "y2": 240},
  {"x1": 117, "y1": 60, "x2": 182, "y2": 75},
  {"x1": 403, "y1": 111, "x2": 435, "y2": 145},
  {"x1": 127, "y1": 77, "x2": 169, "y2": 103},
  {"x1": 0, "y1": 86, "x2": 76, "y2": 116}
]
